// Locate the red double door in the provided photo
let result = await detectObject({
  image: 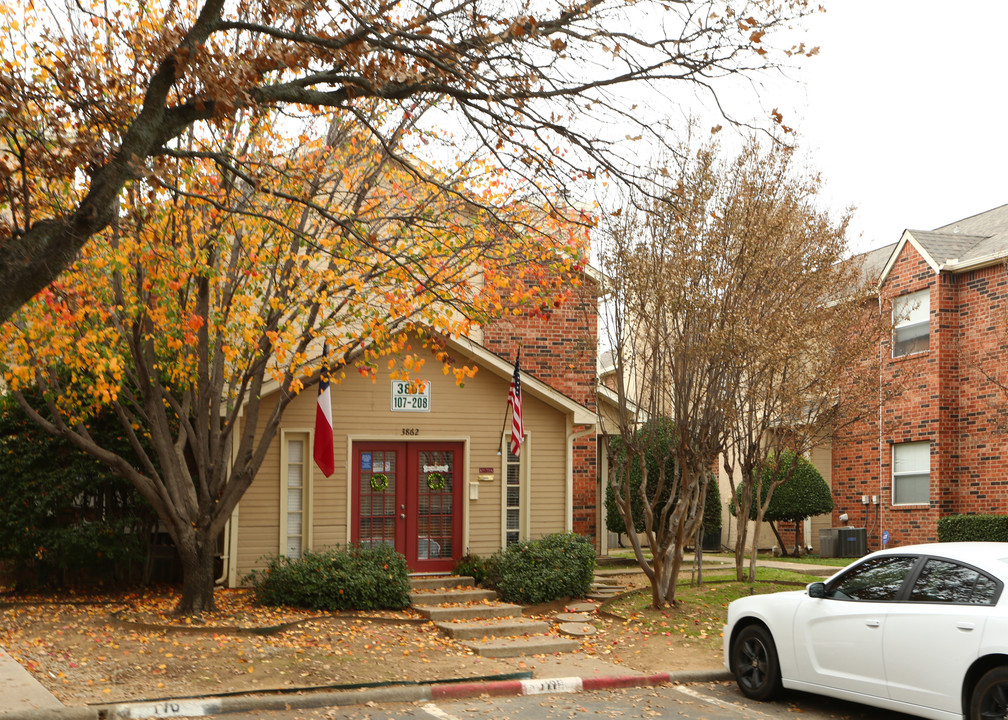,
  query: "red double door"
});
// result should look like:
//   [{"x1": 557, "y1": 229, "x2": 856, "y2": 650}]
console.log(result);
[{"x1": 351, "y1": 442, "x2": 463, "y2": 572}]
